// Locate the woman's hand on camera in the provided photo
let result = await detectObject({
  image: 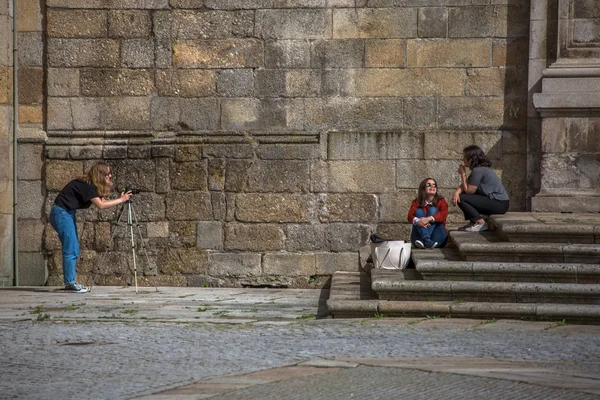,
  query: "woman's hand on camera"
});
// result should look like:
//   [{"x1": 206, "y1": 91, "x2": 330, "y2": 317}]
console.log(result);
[{"x1": 120, "y1": 191, "x2": 132, "y2": 203}]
